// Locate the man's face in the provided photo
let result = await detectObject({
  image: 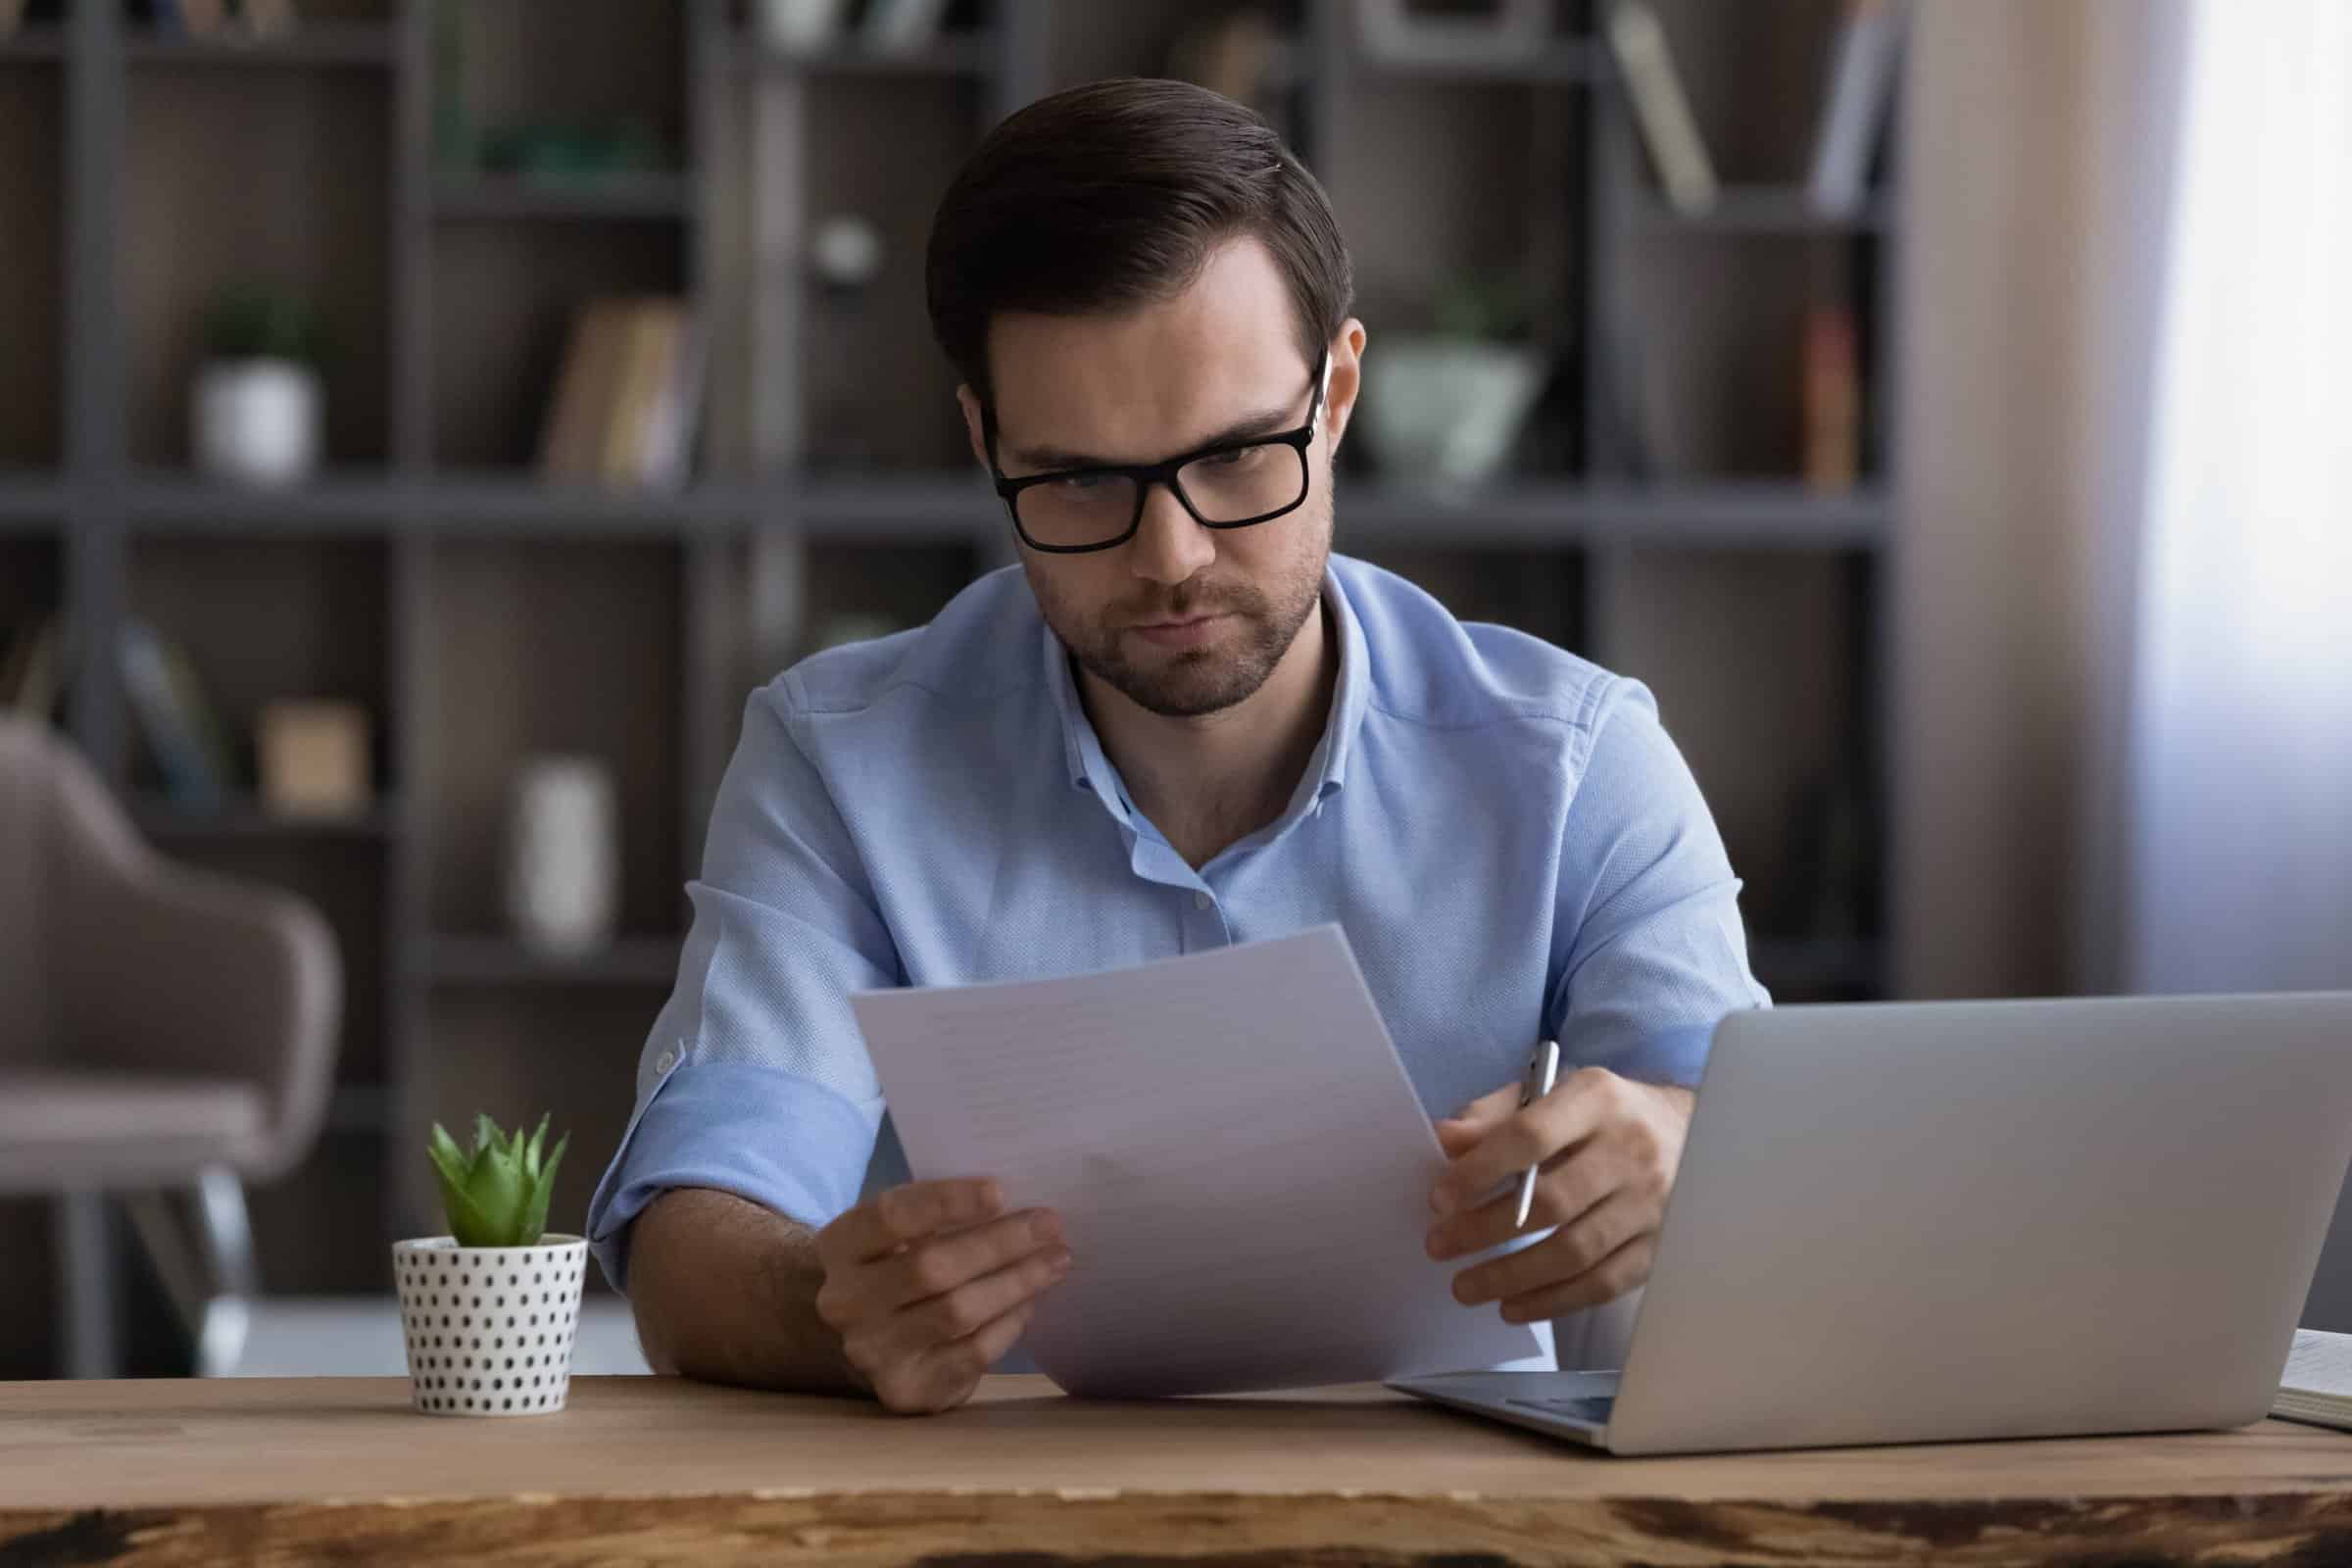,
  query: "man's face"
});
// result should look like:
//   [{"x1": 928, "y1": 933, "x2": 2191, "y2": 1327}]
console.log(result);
[{"x1": 963, "y1": 238, "x2": 1361, "y2": 719}]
